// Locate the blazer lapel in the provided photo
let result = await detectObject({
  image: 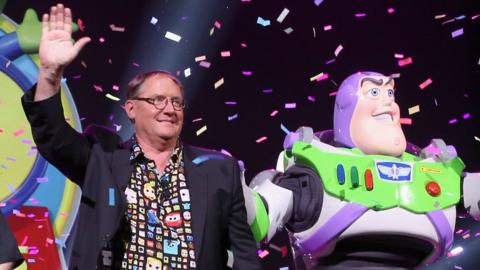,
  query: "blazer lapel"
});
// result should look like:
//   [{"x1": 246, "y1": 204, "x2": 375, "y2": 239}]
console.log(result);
[{"x1": 183, "y1": 145, "x2": 208, "y2": 261}]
